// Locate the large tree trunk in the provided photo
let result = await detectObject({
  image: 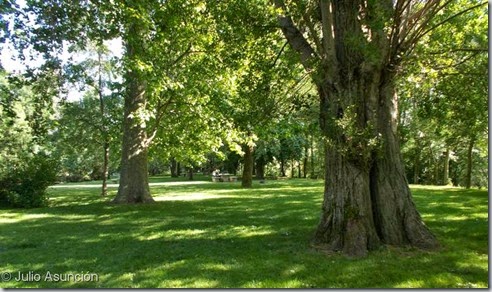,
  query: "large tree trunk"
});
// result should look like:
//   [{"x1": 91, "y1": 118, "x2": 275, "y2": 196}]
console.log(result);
[
  {"x1": 242, "y1": 143, "x2": 254, "y2": 188},
  {"x1": 369, "y1": 84, "x2": 437, "y2": 250},
  {"x1": 112, "y1": 15, "x2": 153, "y2": 204},
  {"x1": 313, "y1": 78, "x2": 438, "y2": 257},
  {"x1": 112, "y1": 84, "x2": 153, "y2": 203},
  {"x1": 112, "y1": 76, "x2": 153, "y2": 203}
]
